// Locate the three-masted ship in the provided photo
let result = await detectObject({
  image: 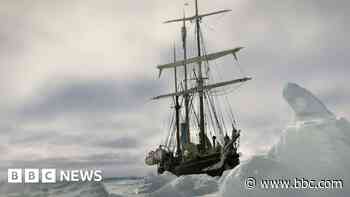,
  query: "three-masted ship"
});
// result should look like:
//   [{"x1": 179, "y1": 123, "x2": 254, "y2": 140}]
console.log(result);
[{"x1": 145, "y1": 0, "x2": 252, "y2": 177}]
